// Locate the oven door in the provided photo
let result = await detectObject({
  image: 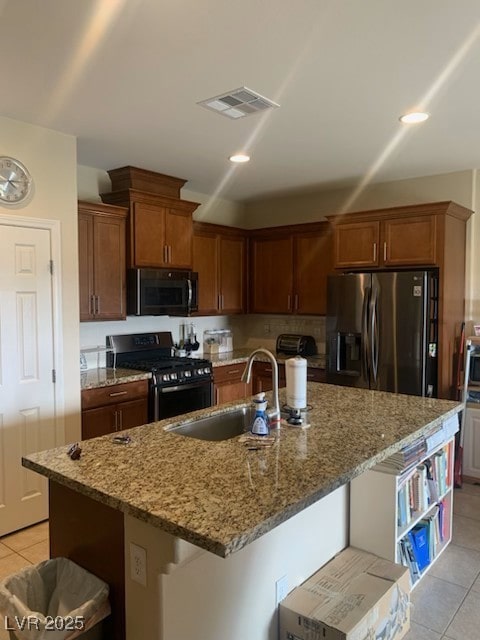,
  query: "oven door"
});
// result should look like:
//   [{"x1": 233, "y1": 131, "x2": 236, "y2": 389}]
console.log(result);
[{"x1": 152, "y1": 379, "x2": 213, "y2": 421}]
